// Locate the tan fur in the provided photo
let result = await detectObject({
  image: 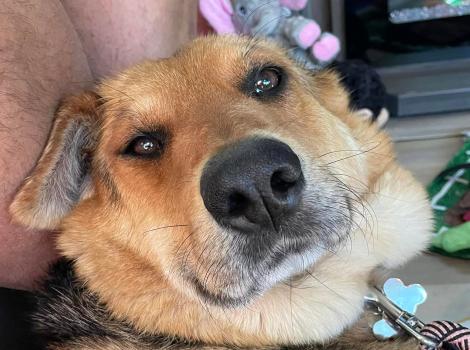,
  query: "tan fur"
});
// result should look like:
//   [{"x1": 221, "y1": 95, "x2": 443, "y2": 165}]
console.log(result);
[{"x1": 10, "y1": 36, "x2": 432, "y2": 349}]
